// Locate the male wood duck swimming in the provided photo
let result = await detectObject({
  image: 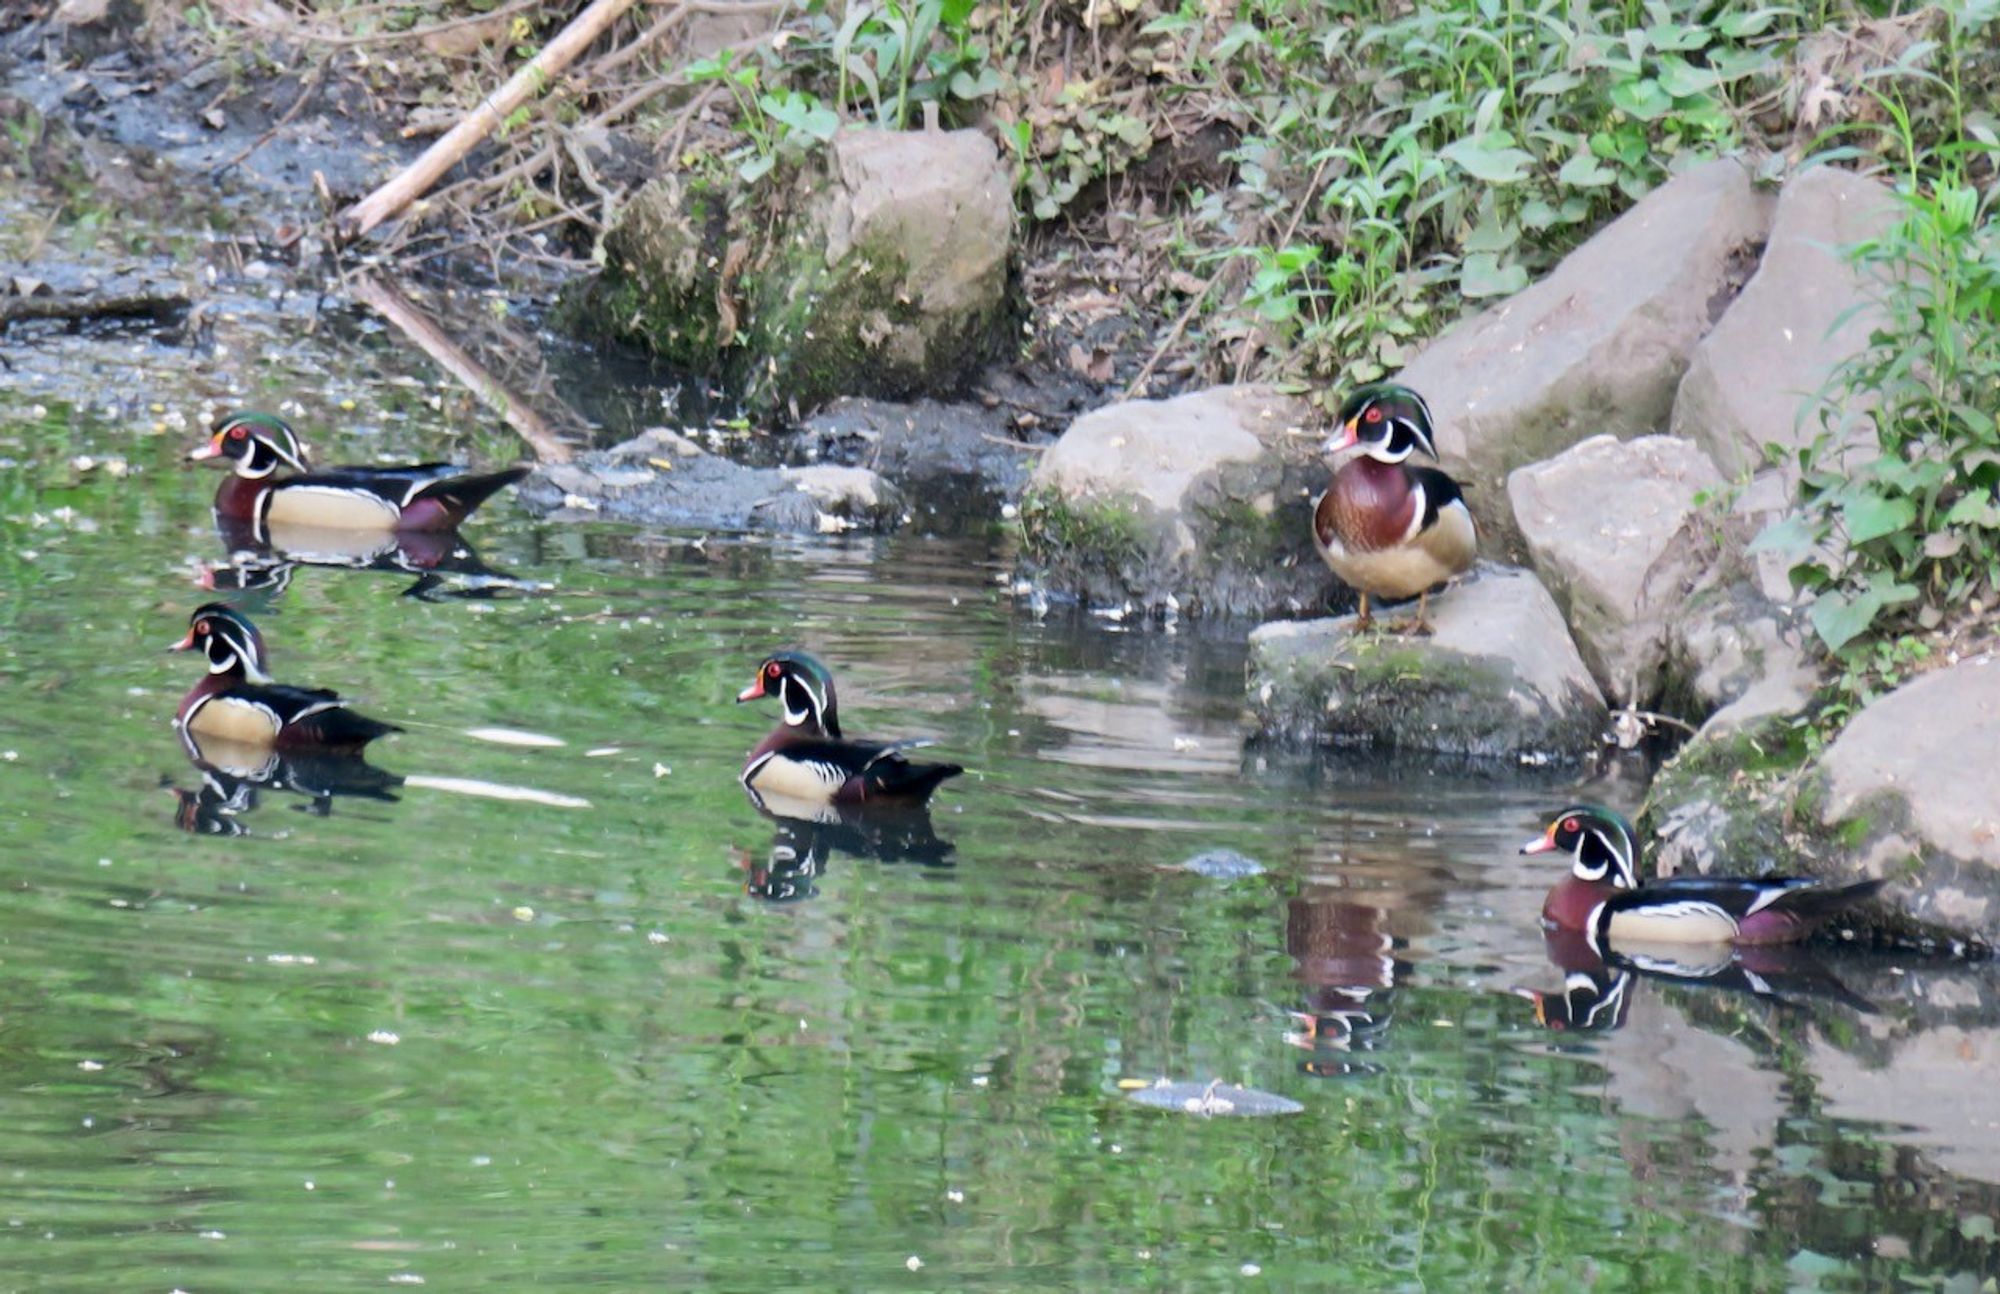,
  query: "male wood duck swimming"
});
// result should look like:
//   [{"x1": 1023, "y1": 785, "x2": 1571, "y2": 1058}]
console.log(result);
[
  {"x1": 189, "y1": 411, "x2": 529, "y2": 535},
  {"x1": 736, "y1": 650, "x2": 962, "y2": 809},
  {"x1": 1523, "y1": 805, "x2": 1885, "y2": 950},
  {"x1": 1313, "y1": 383, "x2": 1476, "y2": 633},
  {"x1": 169, "y1": 603, "x2": 401, "y2": 751}
]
